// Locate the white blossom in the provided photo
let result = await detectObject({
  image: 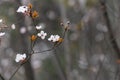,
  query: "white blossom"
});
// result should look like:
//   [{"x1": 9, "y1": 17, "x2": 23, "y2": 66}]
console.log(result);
[
  {"x1": 0, "y1": 19, "x2": 2, "y2": 23},
  {"x1": 48, "y1": 35, "x2": 60, "y2": 42},
  {"x1": 15, "y1": 53, "x2": 26, "y2": 62},
  {"x1": 0, "y1": 32, "x2": 5, "y2": 37},
  {"x1": 36, "y1": 25, "x2": 42, "y2": 30},
  {"x1": 48, "y1": 35, "x2": 54, "y2": 41},
  {"x1": 17, "y1": 6, "x2": 28, "y2": 13},
  {"x1": 11, "y1": 24, "x2": 16, "y2": 30},
  {"x1": 37, "y1": 31, "x2": 47, "y2": 39}
]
